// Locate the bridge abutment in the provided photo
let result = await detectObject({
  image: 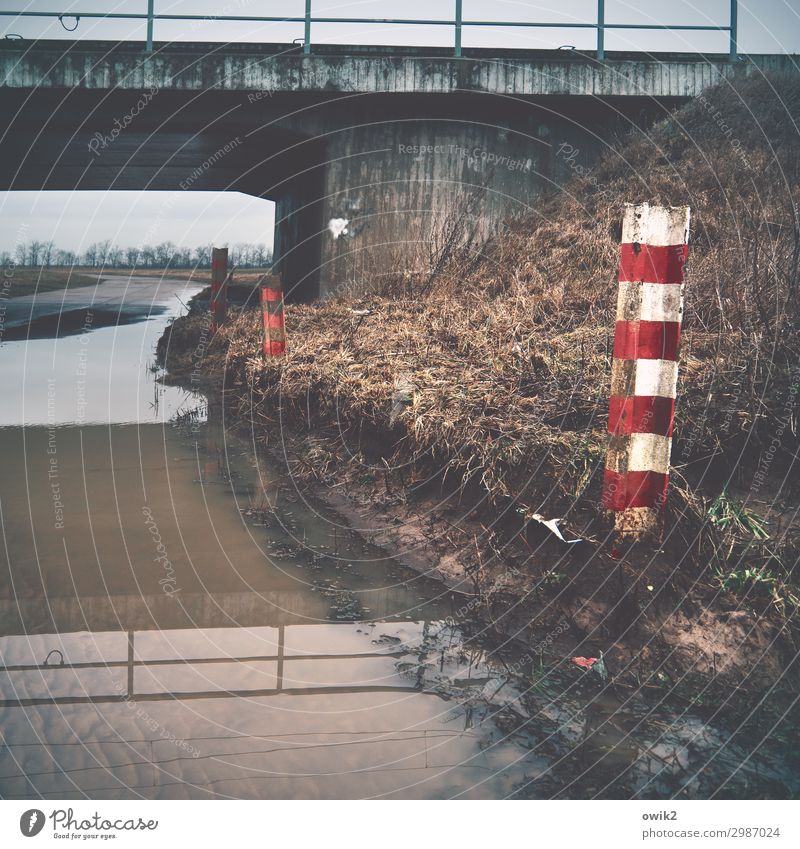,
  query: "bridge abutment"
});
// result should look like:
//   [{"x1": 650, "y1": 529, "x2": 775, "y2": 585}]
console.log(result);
[{"x1": 304, "y1": 97, "x2": 628, "y2": 298}]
